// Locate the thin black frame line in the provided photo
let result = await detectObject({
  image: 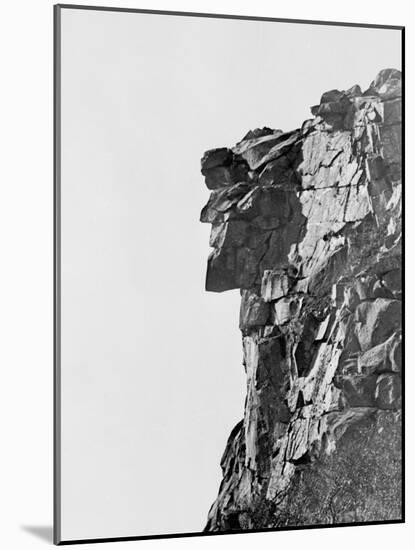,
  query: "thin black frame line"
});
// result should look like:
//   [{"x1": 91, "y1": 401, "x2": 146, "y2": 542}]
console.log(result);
[
  {"x1": 57, "y1": 519, "x2": 404, "y2": 546},
  {"x1": 53, "y1": 4, "x2": 62, "y2": 546},
  {"x1": 401, "y1": 26, "x2": 406, "y2": 524},
  {"x1": 56, "y1": 3, "x2": 404, "y2": 30},
  {"x1": 53, "y1": 3, "x2": 405, "y2": 545}
]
